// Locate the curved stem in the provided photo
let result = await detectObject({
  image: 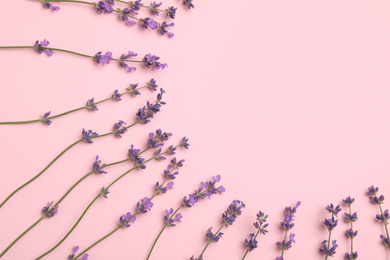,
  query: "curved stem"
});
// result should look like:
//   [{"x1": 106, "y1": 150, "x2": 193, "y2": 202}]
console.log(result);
[
  {"x1": 0, "y1": 139, "x2": 82, "y2": 209},
  {"x1": 0, "y1": 217, "x2": 45, "y2": 258}
]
